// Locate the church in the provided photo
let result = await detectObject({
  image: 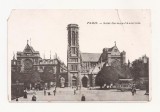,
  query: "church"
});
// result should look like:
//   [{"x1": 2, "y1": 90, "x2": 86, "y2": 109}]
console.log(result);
[
  {"x1": 11, "y1": 40, "x2": 67, "y2": 89},
  {"x1": 67, "y1": 24, "x2": 126, "y2": 88}
]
